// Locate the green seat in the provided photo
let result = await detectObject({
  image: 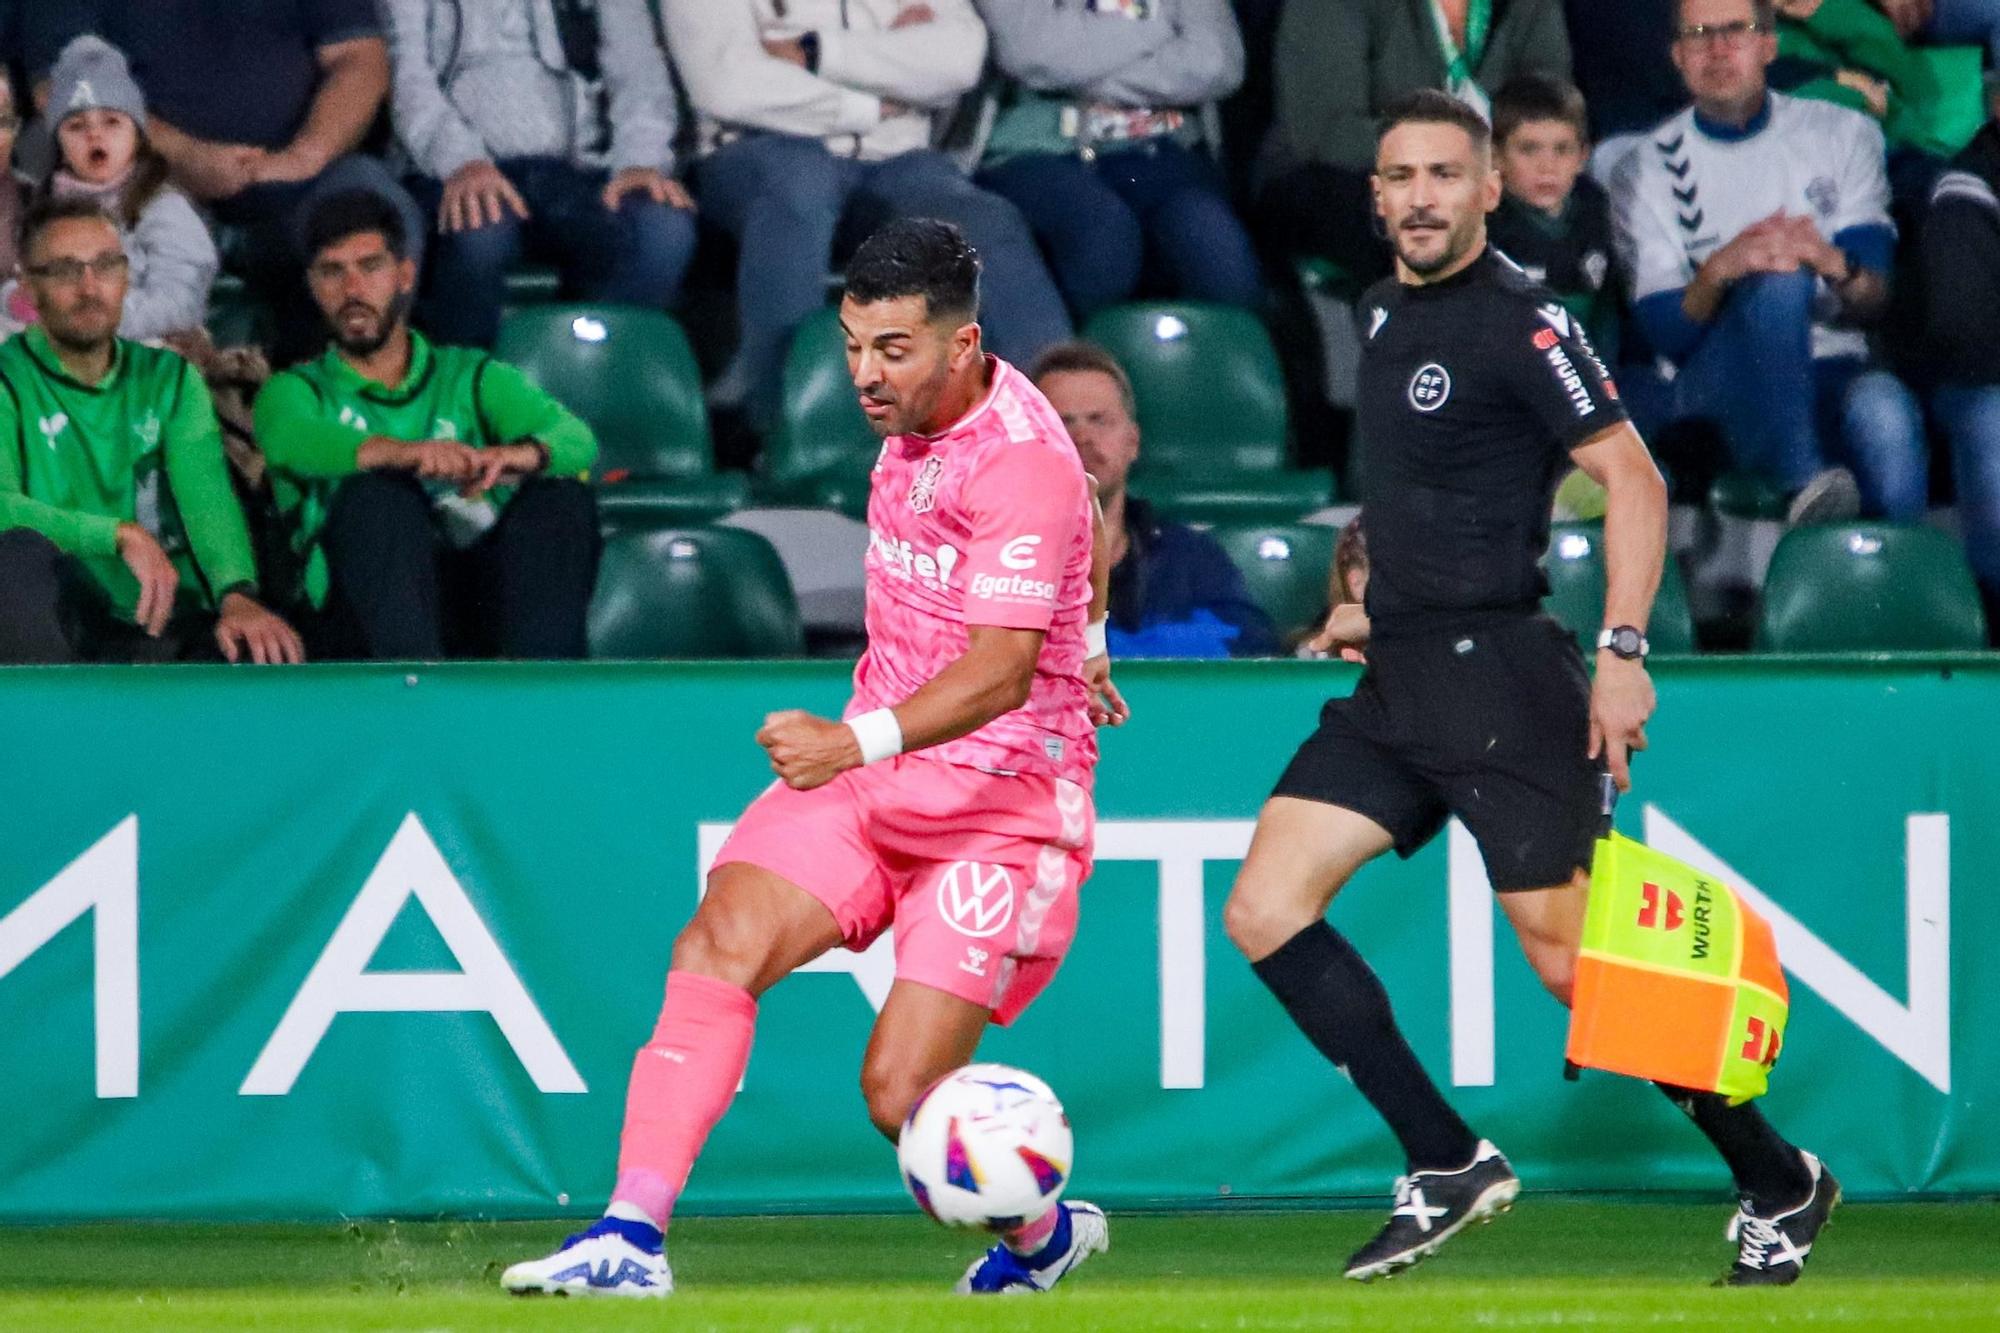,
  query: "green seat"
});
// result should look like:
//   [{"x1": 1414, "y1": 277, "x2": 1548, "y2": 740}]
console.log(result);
[
  {"x1": 588, "y1": 526, "x2": 805, "y2": 658},
  {"x1": 1543, "y1": 522, "x2": 1698, "y2": 654},
  {"x1": 1754, "y1": 523, "x2": 1987, "y2": 652},
  {"x1": 759, "y1": 307, "x2": 881, "y2": 515},
  {"x1": 1206, "y1": 521, "x2": 1337, "y2": 640},
  {"x1": 1709, "y1": 470, "x2": 1789, "y2": 521},
  {"x1": 497, "y1": 305, "x2": 747, "y2": 522},
  {"x1": 1133, "y1": 470, "x2": 1333, "y2": 525},
  {"x1": 1082, "y1": 302, "x2": 1289, "y2": 474}
]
